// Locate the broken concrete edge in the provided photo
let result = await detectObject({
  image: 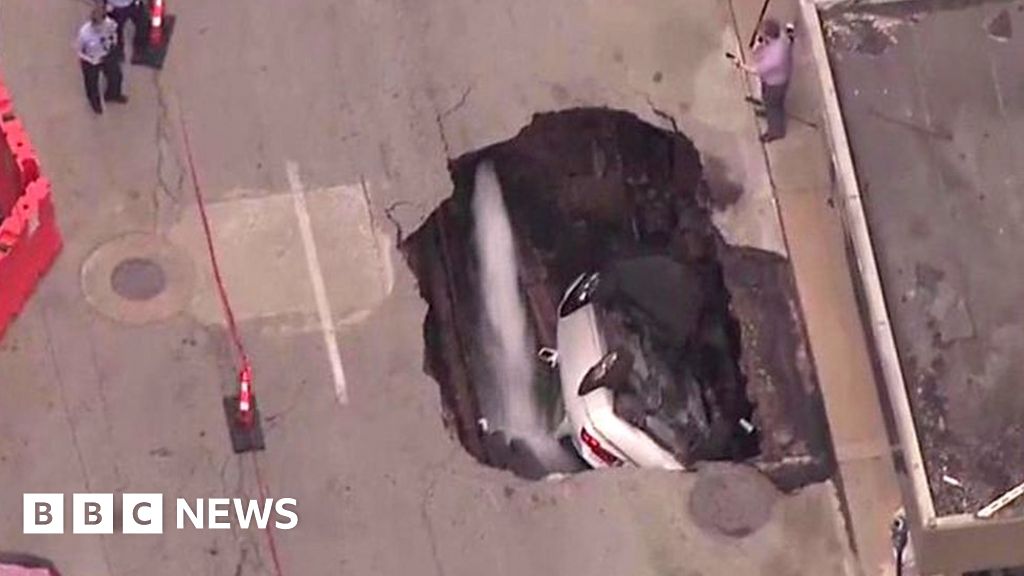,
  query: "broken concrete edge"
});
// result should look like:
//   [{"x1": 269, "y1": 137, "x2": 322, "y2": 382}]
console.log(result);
[
  {"x1": 437, "y1": 81, "x2": 789, "y2": 259},
  {"x1": 799, "y1": 0, "x2": 936, "y2": 525}
]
